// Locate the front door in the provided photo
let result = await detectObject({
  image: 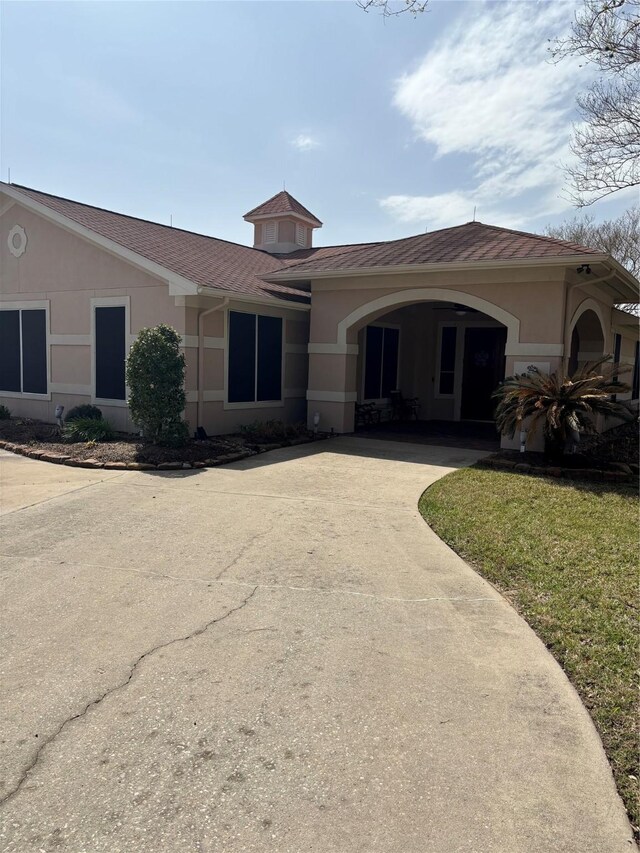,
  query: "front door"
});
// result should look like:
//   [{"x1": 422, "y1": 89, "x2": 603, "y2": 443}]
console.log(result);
[{"x1": 461, "y1": 327, "x2": 507, "y2": 420}]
